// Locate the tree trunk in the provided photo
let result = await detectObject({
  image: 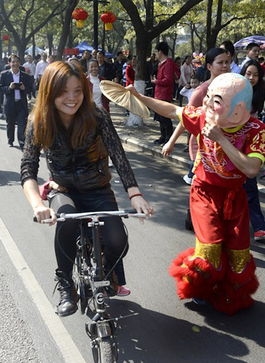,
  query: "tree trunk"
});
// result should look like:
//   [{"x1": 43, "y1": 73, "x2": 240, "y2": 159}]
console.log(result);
[
  {"x1": 17, "y1": 42, "x2": 27, "y2": 61},
  {"x1": 47, "y1": 32, "x2": 53, "y2": 55},
  {"x1": 57, "y1": 0, "x2": 78, "y2": 60},
  {"x1": 206, "y1": 0, "x2": 213, "y2": 50},
  {"x1": 190, "y1": 23, "x2": 195, "y2": 52},
  {"x1": 0, "y1": 39, "x2": 2, "y2": 61},
  {"x1": 207, "y1": 32, "x2": 218, "y2": 49}
]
